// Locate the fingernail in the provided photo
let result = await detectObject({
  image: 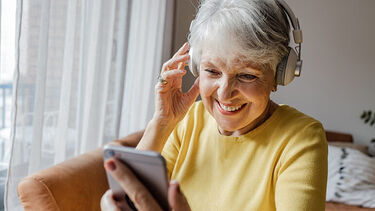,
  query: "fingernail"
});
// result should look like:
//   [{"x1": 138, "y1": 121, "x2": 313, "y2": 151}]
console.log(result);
[{"x1": 106, "y1": 160, "x2": 116, "y2": 171}]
